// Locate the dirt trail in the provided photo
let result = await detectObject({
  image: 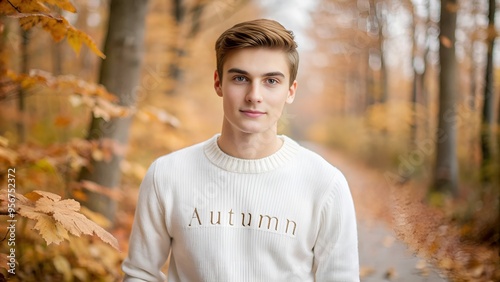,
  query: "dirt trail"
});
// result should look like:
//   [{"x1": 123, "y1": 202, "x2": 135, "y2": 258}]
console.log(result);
[{"x1": 302, "y1": 142, "x2": 449, "y2": 282}]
